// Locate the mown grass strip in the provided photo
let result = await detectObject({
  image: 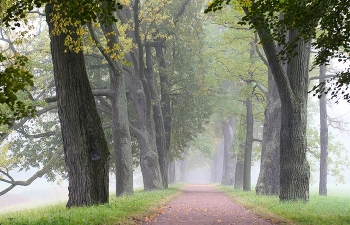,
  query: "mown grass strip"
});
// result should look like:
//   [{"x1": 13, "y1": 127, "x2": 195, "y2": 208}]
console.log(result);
[
  {"x1": 0, "y1": 183, "x2": 184, "y2": 225},
  {"x1": 217, "y1": 185, "x2": 350, "y2": 225}
]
